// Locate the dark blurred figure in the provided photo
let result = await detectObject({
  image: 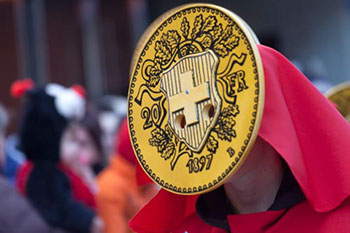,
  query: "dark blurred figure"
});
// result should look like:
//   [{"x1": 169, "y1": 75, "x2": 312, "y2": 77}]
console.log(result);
[
  {"x1": 0, "y1": 79, "x2": 32, "y2": 184},
  {"x1": 14, "y1": 81, "x2": 103, "y2": 233},
  {"x1": 96, "y1": 119, "x2": 158, "y2": 233},
  {"x1": 0, "y1": 104, "x2": 66, "y2": 233}
]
